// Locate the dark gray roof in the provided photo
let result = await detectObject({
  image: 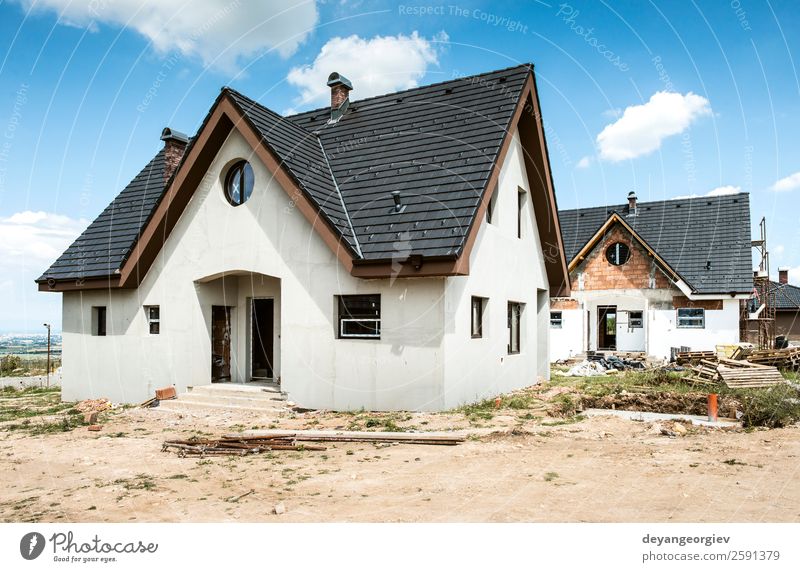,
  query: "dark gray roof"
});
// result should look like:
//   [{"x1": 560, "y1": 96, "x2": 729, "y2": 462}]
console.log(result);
[
  {"x1": 559, "y1": 193, "x2": 753, "y2": 294},
  {"x1": 38, "y1": 151, "x2": 166, "y2": 282},
  {"x1": 284, "y1": 64, "x2": 530, "y2": 259},
  {"x1": 769, "y1": 281, "x2": 800, "y2": 310},
  {"x1": 39, "y1": 64, "x2": 533, "y2": 283}
]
